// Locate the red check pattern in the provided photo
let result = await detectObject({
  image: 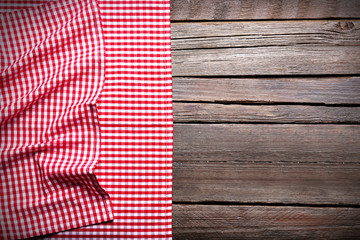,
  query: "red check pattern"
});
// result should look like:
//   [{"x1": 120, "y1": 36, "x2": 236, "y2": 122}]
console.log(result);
[
  {"x1": 0, "y1": 0, "x2": 113, "y2": 239},
  {"x1": 0, "y1": 0, "x2": 173, "y2": 239}
]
